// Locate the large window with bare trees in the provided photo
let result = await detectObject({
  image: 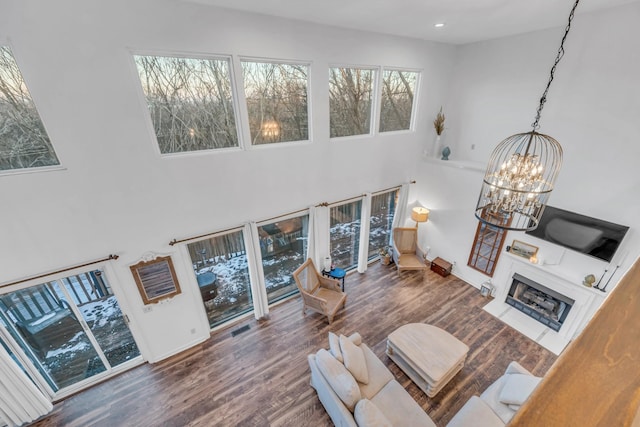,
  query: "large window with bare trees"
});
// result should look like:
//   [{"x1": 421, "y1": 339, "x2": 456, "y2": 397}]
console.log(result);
[
  {"x1": 0, "y1": 46, "x2": 59, "y2": 172},
  {"x1": 379, "y1": 69, "x2": 419, "y2": 132},
  {"x1": 241, "y1": 60, "x2": 309, "y2": 145},
  {"x1": 134, "y1": 54, "x2": 239, "y2": 154},
  {"x1": 368, "y1": 190, "x2": 398, "y2": 258},
  {"x1": 329, "y1": 67, "x2": 375, "y2": 138}
]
